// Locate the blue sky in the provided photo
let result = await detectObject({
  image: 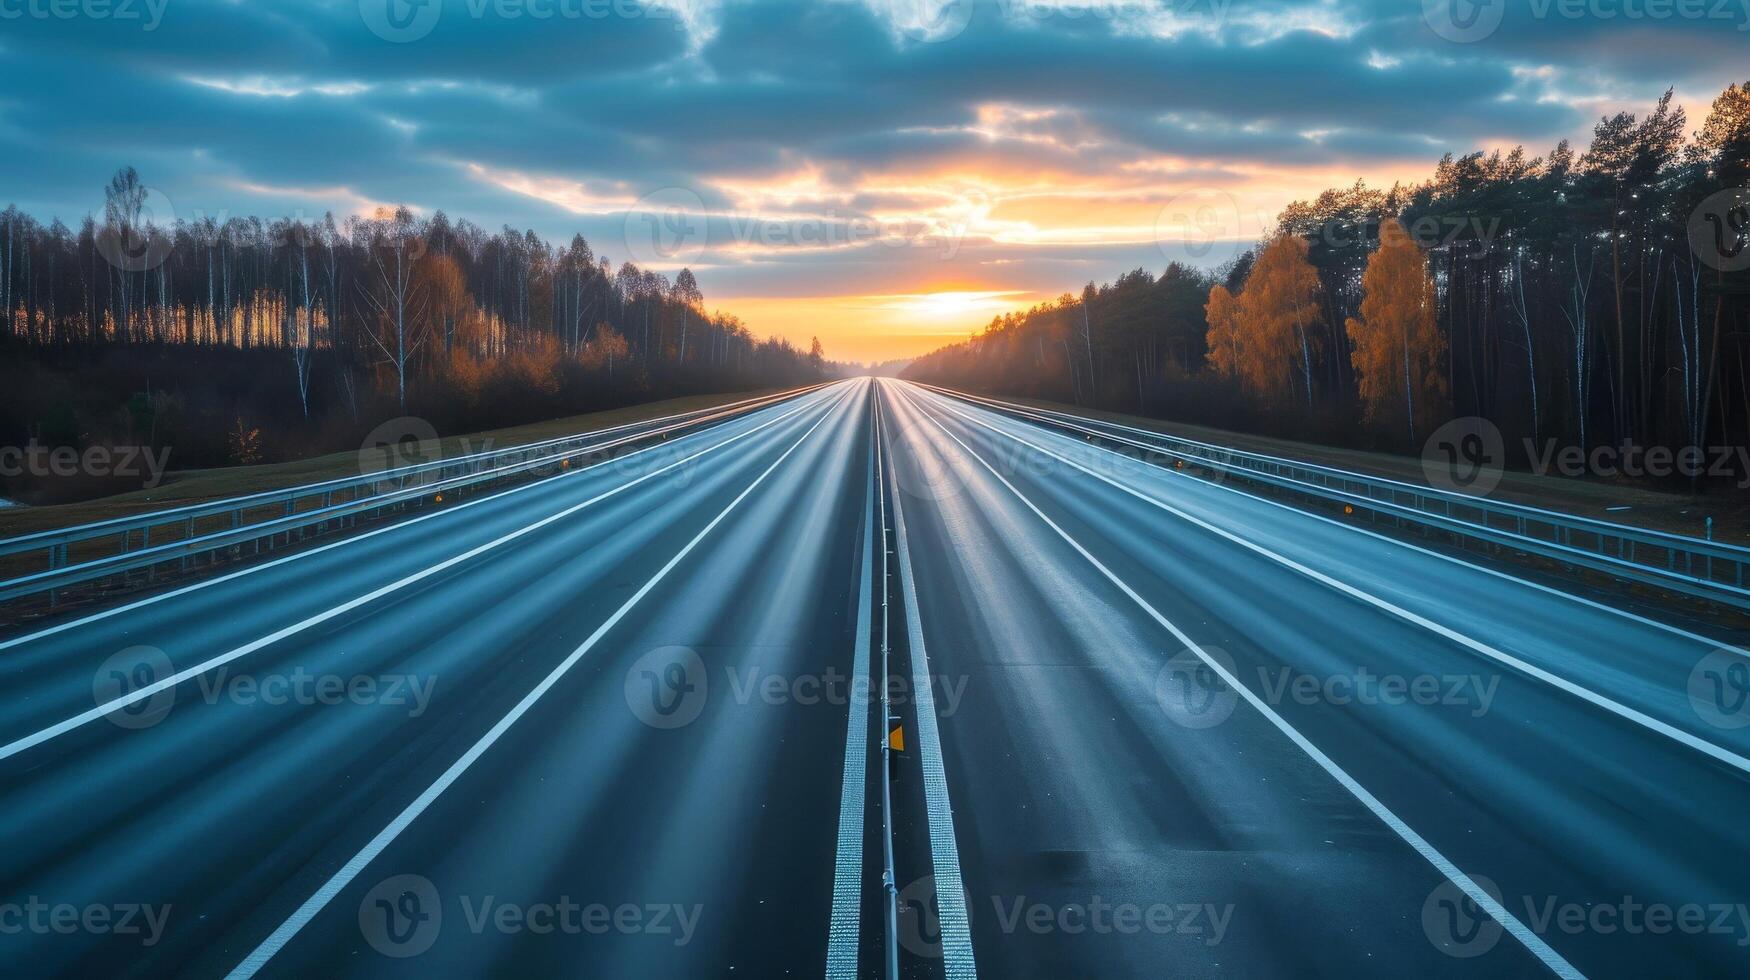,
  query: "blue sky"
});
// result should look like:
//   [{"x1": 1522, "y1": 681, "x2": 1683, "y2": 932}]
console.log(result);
[{"x1": 2, "y1": 0, "x2": 1744, "y2": 359}]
